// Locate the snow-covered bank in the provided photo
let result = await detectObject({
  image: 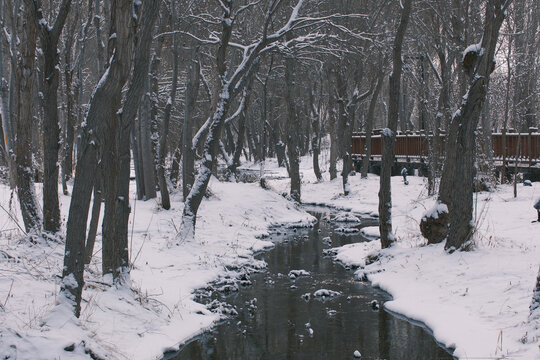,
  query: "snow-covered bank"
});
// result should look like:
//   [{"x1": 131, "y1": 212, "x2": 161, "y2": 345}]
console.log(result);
[
  {"x1": 265, "y1": 158, "x2": 540, "y2": 359},
  {"x1": 0, "y1": 178, "x2": 314, "y2": 359}
]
